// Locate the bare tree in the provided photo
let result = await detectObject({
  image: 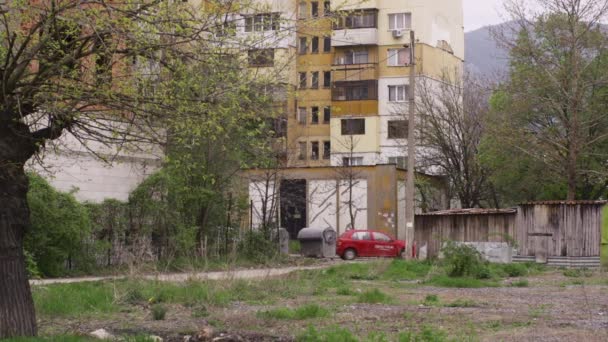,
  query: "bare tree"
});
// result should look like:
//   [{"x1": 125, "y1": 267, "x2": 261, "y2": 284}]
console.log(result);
[{"x1": 415, "y1": 71, "x2": 495, "y2": 208}]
